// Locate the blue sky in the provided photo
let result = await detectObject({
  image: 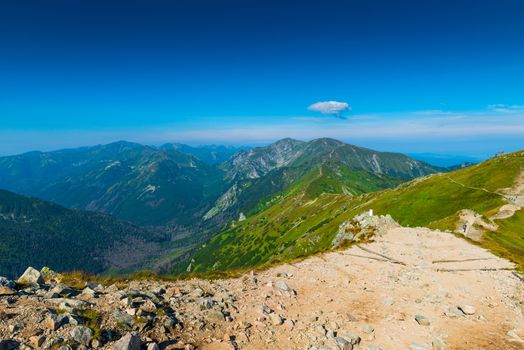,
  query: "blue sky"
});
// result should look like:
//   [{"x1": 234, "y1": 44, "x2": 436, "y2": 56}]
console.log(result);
[{"x1": 1, "y1": 0, "x2": 524, "y2": 158}]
